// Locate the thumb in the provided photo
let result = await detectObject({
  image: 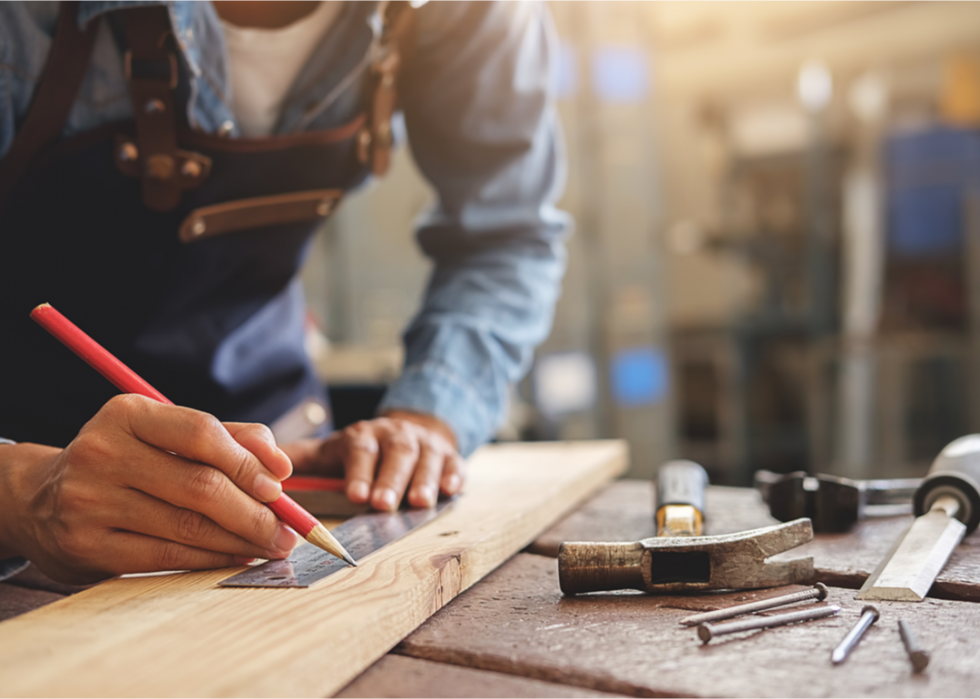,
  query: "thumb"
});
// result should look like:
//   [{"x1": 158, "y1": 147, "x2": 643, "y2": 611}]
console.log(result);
[{"x1": 278, "y1": 435, "x2": 346, "y2": 477}]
